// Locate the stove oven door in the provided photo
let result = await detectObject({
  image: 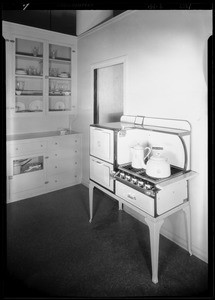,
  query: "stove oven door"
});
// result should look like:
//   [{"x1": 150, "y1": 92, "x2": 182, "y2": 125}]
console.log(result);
[
  {"x1": 90, "y1": 156, "x2": 114, "y2": 191},
  {"x1": 90, "y1": 126, "x2": 114, "y2": 164}
]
